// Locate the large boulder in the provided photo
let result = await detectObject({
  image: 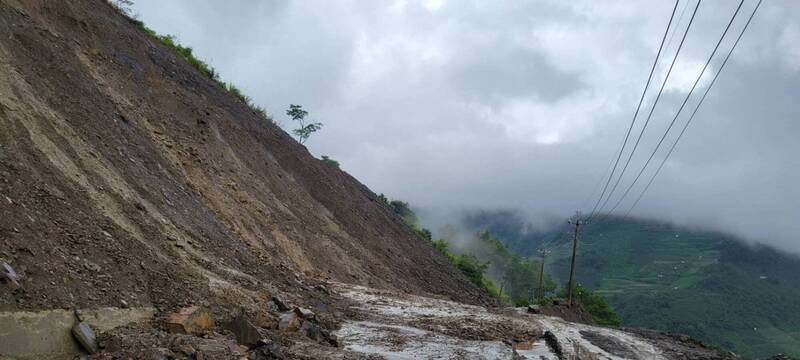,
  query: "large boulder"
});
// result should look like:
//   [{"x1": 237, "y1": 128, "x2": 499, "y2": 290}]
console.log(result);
[
  {"x1": 293, "y1": 307, "x2": 315, "y2": 320},
  {"x1": 71, "y1": 322, "x2": 98, "y2": 354},
  {"x1": 223, "y1": 314, "x2": 263, "y2": 348}
]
